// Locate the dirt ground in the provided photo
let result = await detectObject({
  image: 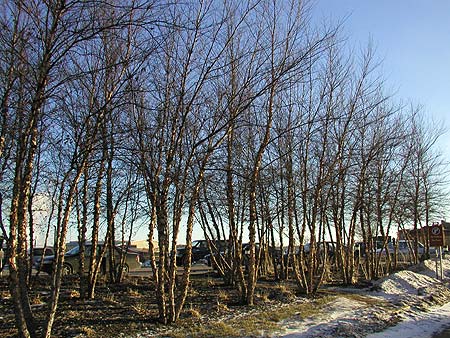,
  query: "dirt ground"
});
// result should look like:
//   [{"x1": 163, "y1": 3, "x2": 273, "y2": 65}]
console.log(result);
[
  {"x1": 0, "y1": 271, "x2": 307, "y2": 338},
  {"x1": 3, "y1": 261, "x2": 448, "y2": 338}
]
